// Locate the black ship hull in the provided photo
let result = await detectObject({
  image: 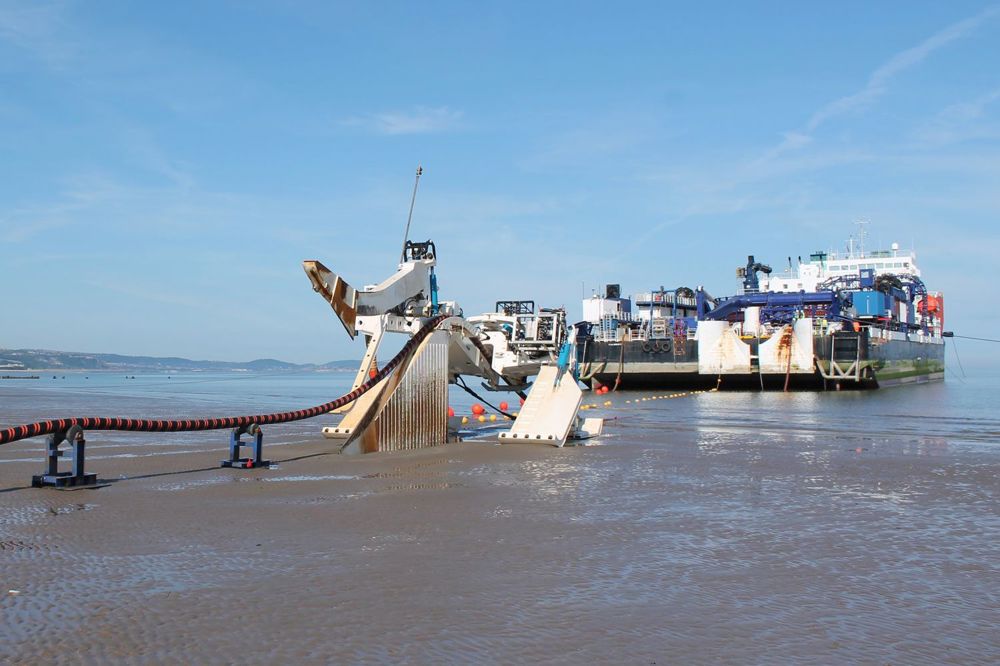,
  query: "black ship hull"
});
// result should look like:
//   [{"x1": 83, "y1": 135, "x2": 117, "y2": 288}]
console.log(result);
[{"x1": 579, "y1": 332, "x2": 944, "y2": 391}]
